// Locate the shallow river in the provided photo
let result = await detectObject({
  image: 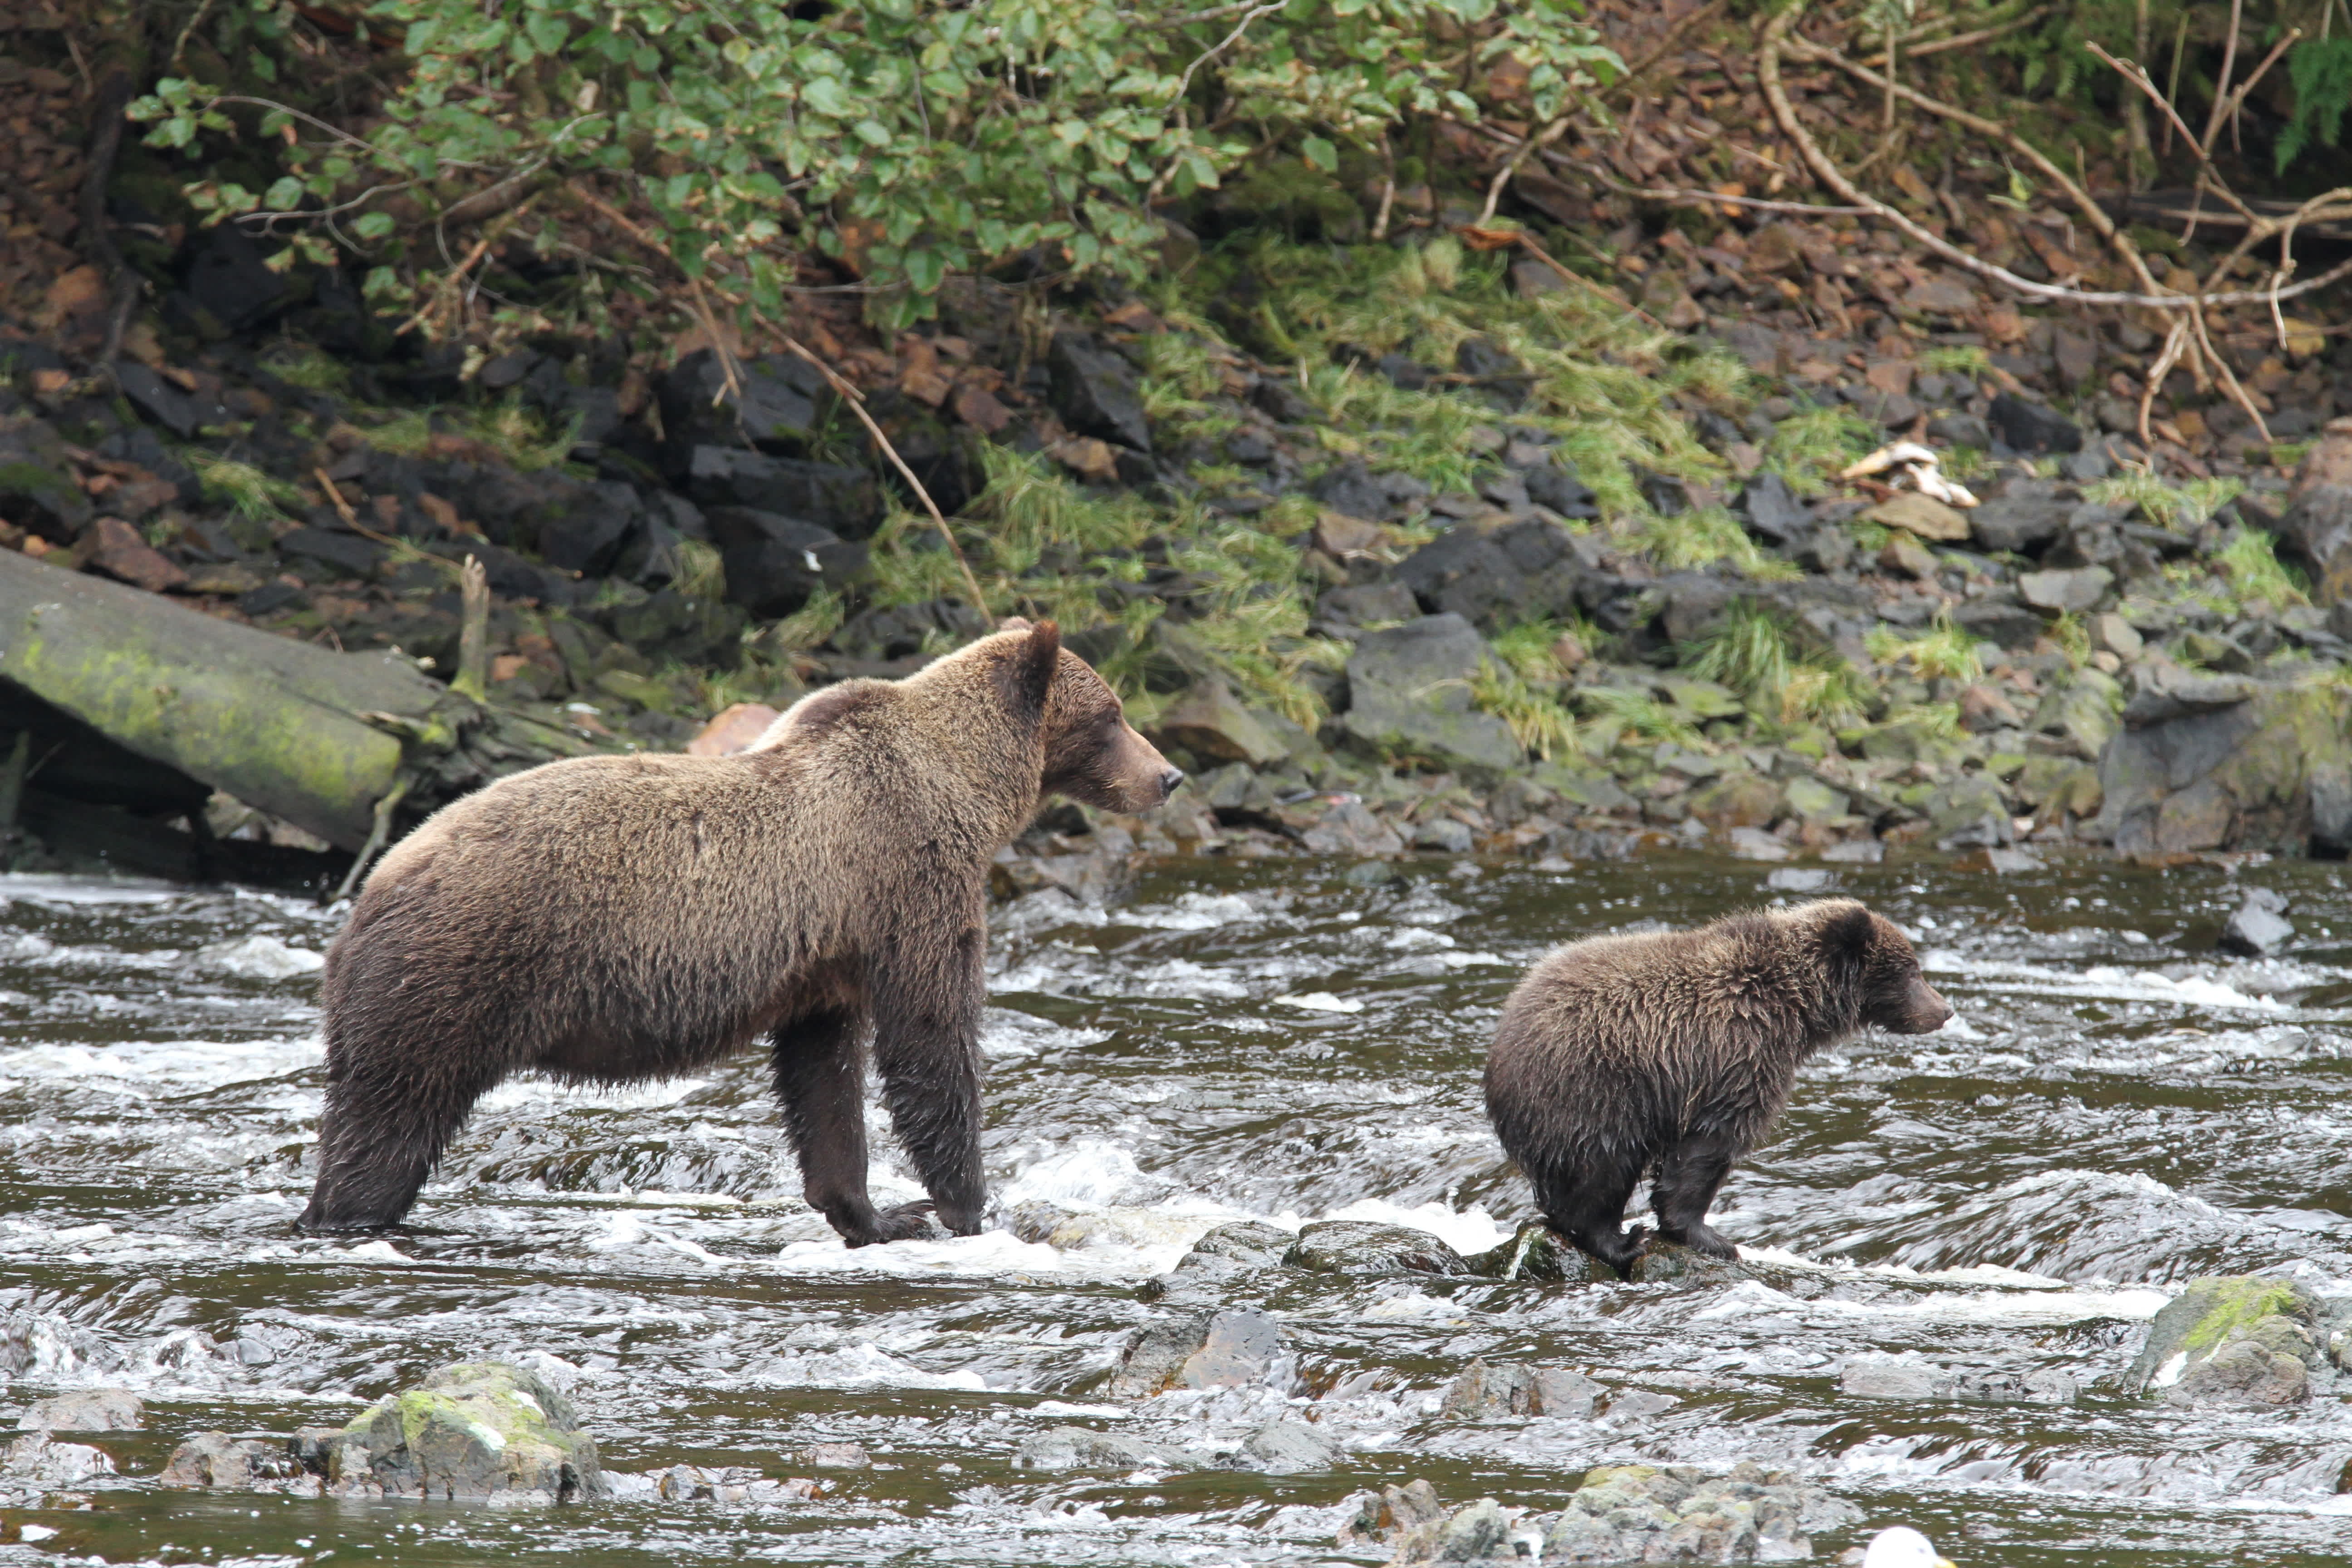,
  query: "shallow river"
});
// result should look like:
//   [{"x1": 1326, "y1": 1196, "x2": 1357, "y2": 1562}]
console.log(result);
[{"x1": 0, "y1": 850, "x2": 2349, "y2": 1567}]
